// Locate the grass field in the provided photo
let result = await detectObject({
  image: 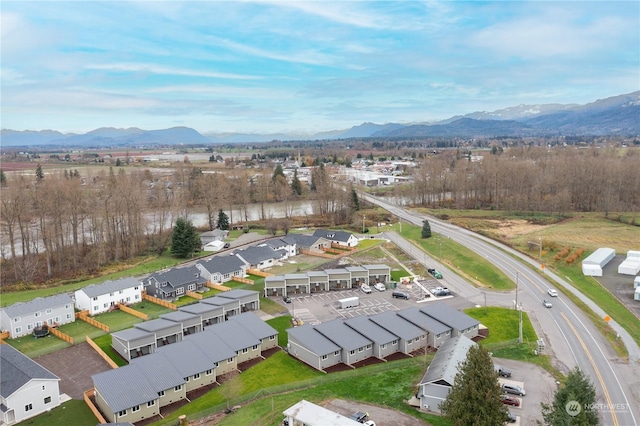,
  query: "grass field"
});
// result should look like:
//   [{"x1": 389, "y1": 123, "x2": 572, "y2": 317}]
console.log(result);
[{"x1": 92, "y1": 334, "x2": 128, "y2": 367}]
